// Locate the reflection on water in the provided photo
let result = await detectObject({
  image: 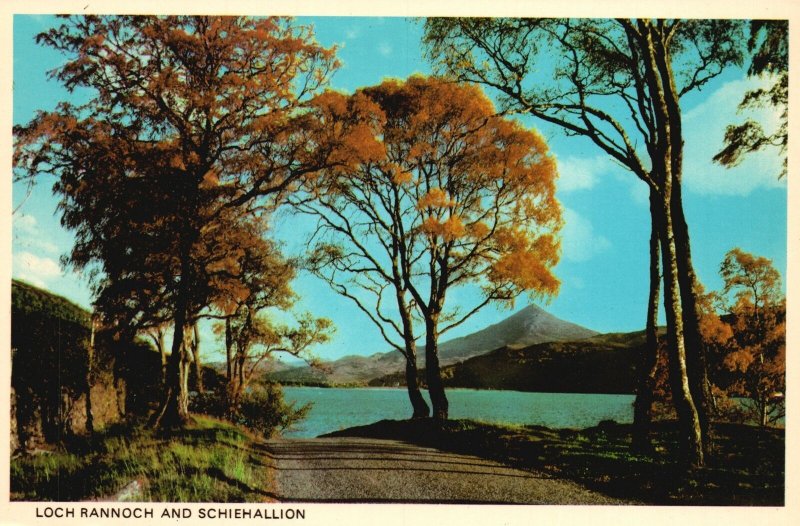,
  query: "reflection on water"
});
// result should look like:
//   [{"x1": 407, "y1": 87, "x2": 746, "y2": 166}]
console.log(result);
[{"x1": 281, "y1": 387, "x2": 635, "y2": 438}]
